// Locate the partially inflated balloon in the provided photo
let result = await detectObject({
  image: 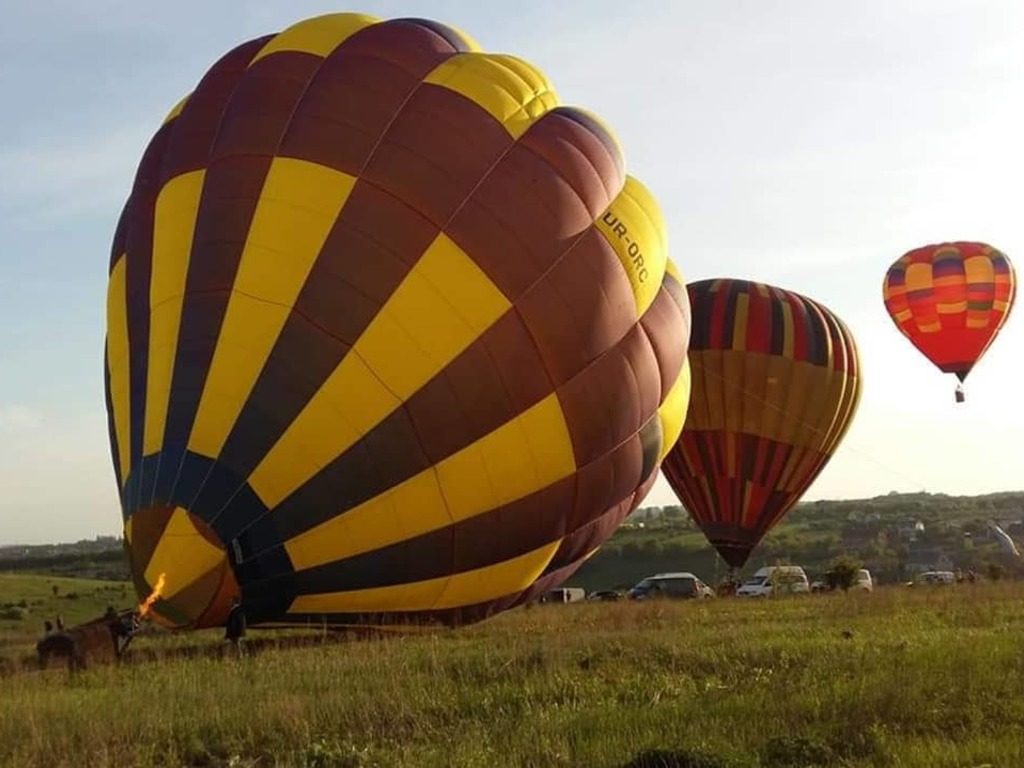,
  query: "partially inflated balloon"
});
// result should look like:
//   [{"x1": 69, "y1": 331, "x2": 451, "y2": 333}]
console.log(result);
[
  {"x1": 105, "y1": 14, "x2": 692, "y2": 628},
  {"x1": 662, "y1": 279, "x2": 860, "y2": 569},
  {"x1": 883, "y1": 242, "x2": 1015, "y2": 401}
]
